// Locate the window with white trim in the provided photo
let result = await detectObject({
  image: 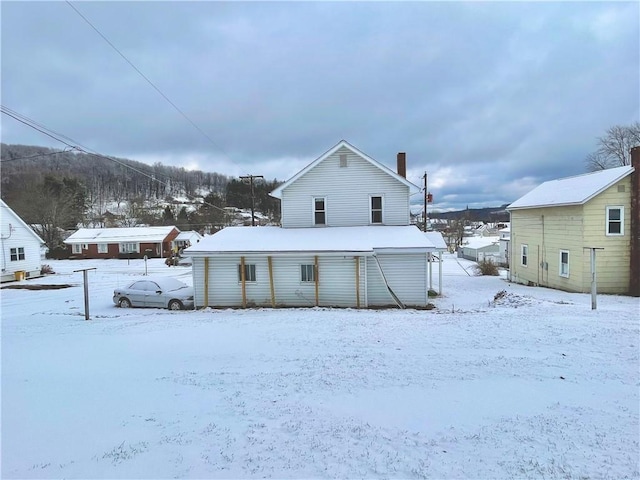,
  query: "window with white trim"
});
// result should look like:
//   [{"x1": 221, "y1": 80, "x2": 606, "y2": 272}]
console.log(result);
[
  {"x1": 313, "y1": 197, "x2": 326, "y2": 225},
  {"x1": 521, "y1": 244, "x2": 528, "y2": 267},
  {"x1": 606, "y1": 206, "x2": 624, "y2": 235},
  {"x1": 97, "y1": 243, "x2": 108, "y2": 254},
  {"x1": 370, "y1": 195, "x2": 383, "y2": 224},
  {"x1": 559, "y1": 250, "x2": 570, "y2": 278},
  {"x1": 72, "y1": 244, "x2": 82, "y2": 254},
  {"x1": 10, "y1": 247, "x2": 25, "y2": 261},
  {"x1": 120, "y1": 242, "x2": 138, "y2": 253},
  {"x1": 300, "y1": 264, "x2": 315, "y2": 283},
  {"x1": 238, "y1": 263, "x2": 256, "y2": 282}
]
